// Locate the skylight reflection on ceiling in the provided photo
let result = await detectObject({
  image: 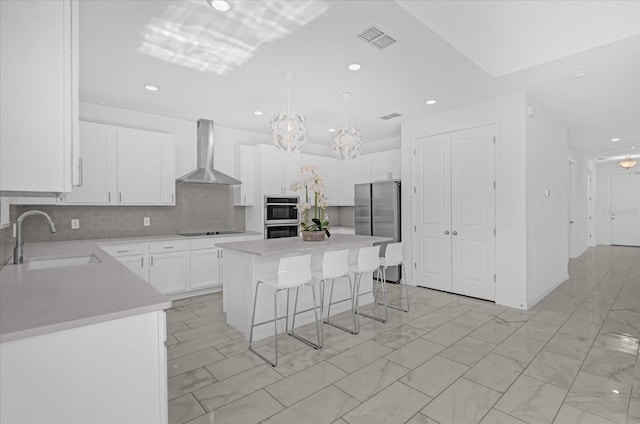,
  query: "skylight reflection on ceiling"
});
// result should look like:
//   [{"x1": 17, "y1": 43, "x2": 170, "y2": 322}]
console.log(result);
[{"x1": 139, "y1": 0, "x2": 328, "y2": 75}]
